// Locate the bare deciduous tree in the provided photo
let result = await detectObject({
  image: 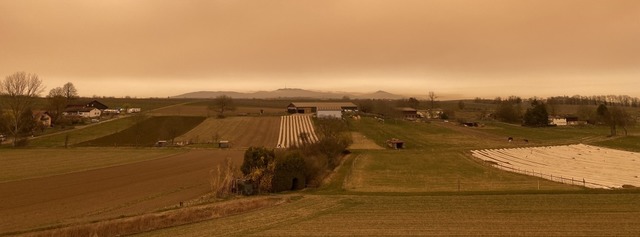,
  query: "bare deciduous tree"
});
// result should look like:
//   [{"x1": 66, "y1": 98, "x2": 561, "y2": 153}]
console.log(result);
[
  {"x1": 47, "y1": 82, "x2": 79, "y2": 125},
  {"x1": 47, "y1": 87, "x2": 67, "y2": 124},
  {"x1": 0, "y1": 72, "x2": 45, "y2": 146},
  {"x1": 209, "y1": 95, "x2": 236, "y2": 118},
  {"x1": 428, "y1": 91, "x2": 438, "y2": 118},
  {"x1": 62, "y1": 82, "x2": 78, "y2": 101}
]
